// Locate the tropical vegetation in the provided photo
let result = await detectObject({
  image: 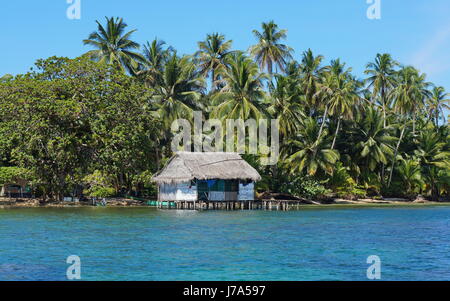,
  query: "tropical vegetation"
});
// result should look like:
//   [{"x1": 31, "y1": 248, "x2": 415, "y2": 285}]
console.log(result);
[{"x1": 0, "y1": 18, "x2": 449, "y2": 201}]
